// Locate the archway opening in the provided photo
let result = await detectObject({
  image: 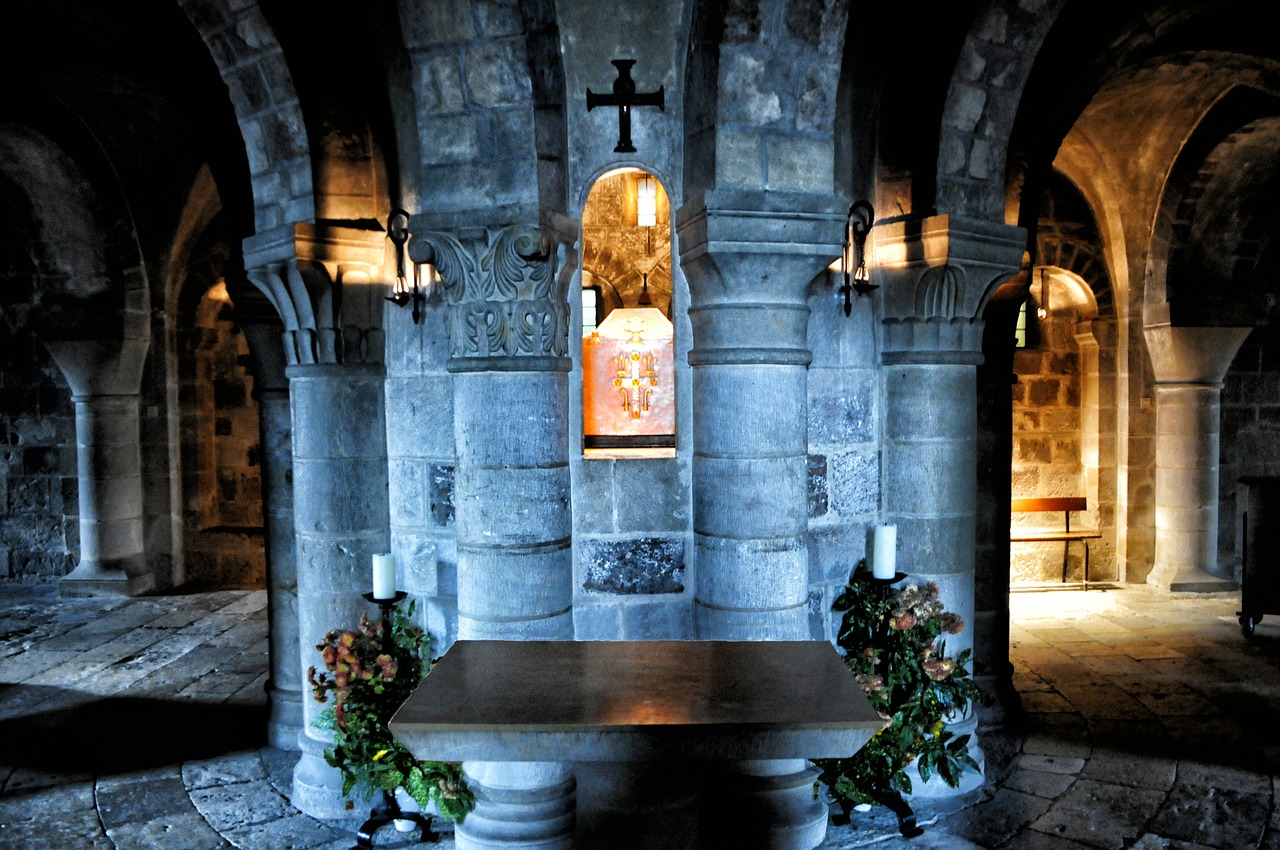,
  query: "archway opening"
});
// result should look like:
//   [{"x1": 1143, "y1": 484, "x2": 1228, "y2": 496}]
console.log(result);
[
  {"x1": 580, "y1": 168, "x2": 675, "y2": 452},
  {"x1": 1010, "y1": 267, "x2": 1104, "y2": 586},
  {"x1": 178, "y1": 280, "x2": 265, "y2": 589}
]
